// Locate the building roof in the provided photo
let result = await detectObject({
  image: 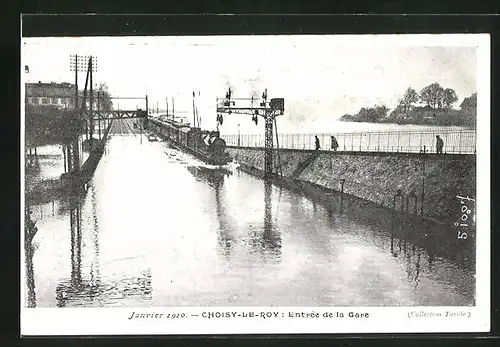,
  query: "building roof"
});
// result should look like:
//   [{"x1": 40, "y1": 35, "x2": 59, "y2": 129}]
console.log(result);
[
  {"x1": 26, "y1": 82, "x2": 75, "y2": 98},
  {"x1": 25, "y1": 82, "x2": 101, "y2": 98}
]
